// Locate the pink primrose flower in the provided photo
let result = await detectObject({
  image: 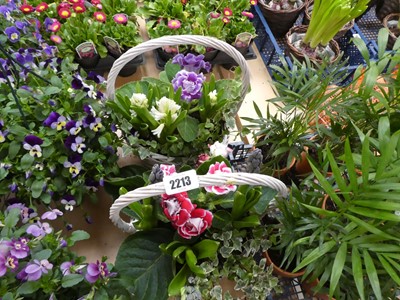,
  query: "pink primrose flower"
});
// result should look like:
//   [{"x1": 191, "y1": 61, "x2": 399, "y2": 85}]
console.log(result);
[
  {"x1": 223, "y1": 7, "x2": 233, "y2": 16},
  {"x1": 94, "y1": 11, "x2": 106, "y2": 22},
  {"x1": 168, "y1": 19, "x2": 181, "y2": 29},
  {"x1": 204, "y1": 162, "x2": 237, "y2": 195}
]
